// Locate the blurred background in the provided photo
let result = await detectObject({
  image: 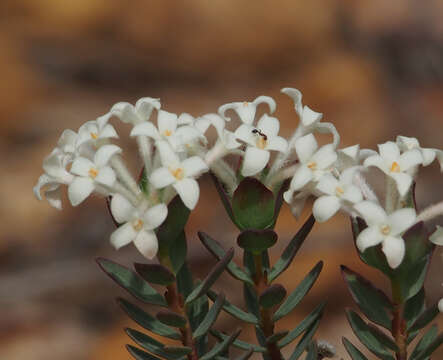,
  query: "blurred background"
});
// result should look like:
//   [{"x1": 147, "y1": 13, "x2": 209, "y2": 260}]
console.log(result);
[{"x1": 1, "y1": 1, "x2": 442, "y2": 359}]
